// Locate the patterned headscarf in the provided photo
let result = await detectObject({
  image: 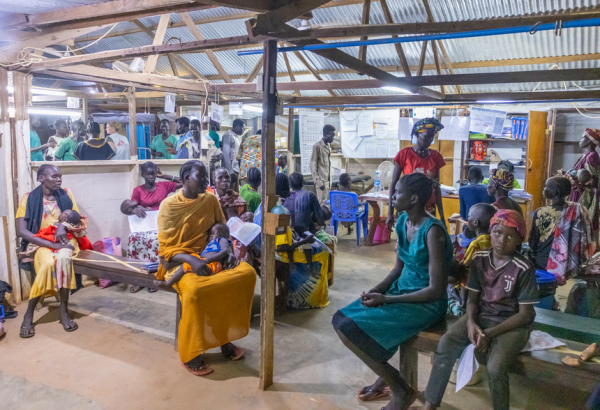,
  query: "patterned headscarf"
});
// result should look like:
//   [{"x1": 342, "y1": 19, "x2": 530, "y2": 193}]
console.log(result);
[
  {"x1": 490, "y1": 209, "x2": 527, "y2": 239},
  {"x1": 412, "y1": 117, "x2": 444, "y2": 136},
  {"x1": 585, "y1": 128, "x2": 600, "y2": 146},
  {"x1": 490, "y1": 168, "x2": 514, "y2": 191}
]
